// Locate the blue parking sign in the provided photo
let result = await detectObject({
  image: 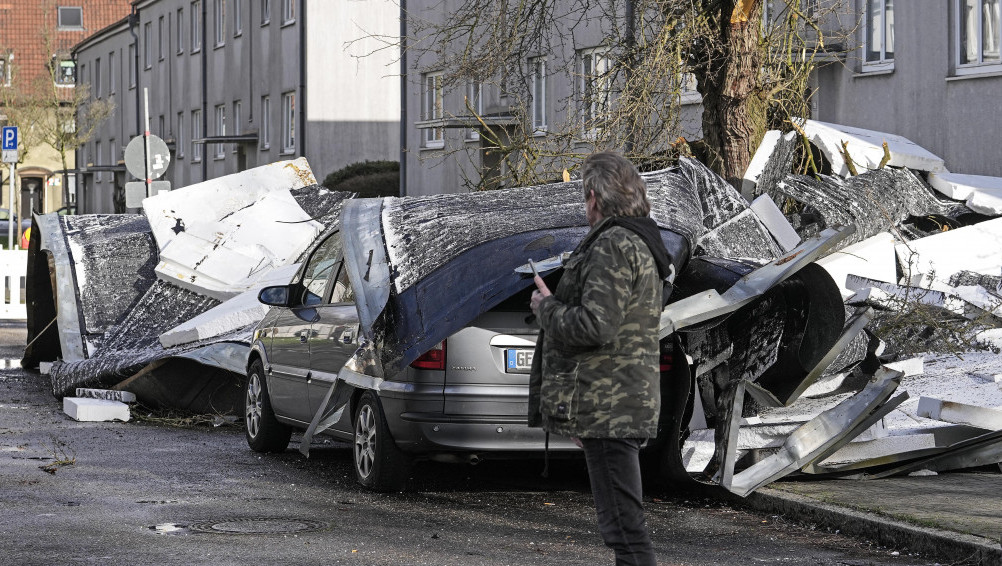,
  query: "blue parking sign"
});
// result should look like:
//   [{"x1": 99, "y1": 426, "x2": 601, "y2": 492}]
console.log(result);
[{"x1": 1, "y1": 127, "x2": 16, "y2": 150}]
